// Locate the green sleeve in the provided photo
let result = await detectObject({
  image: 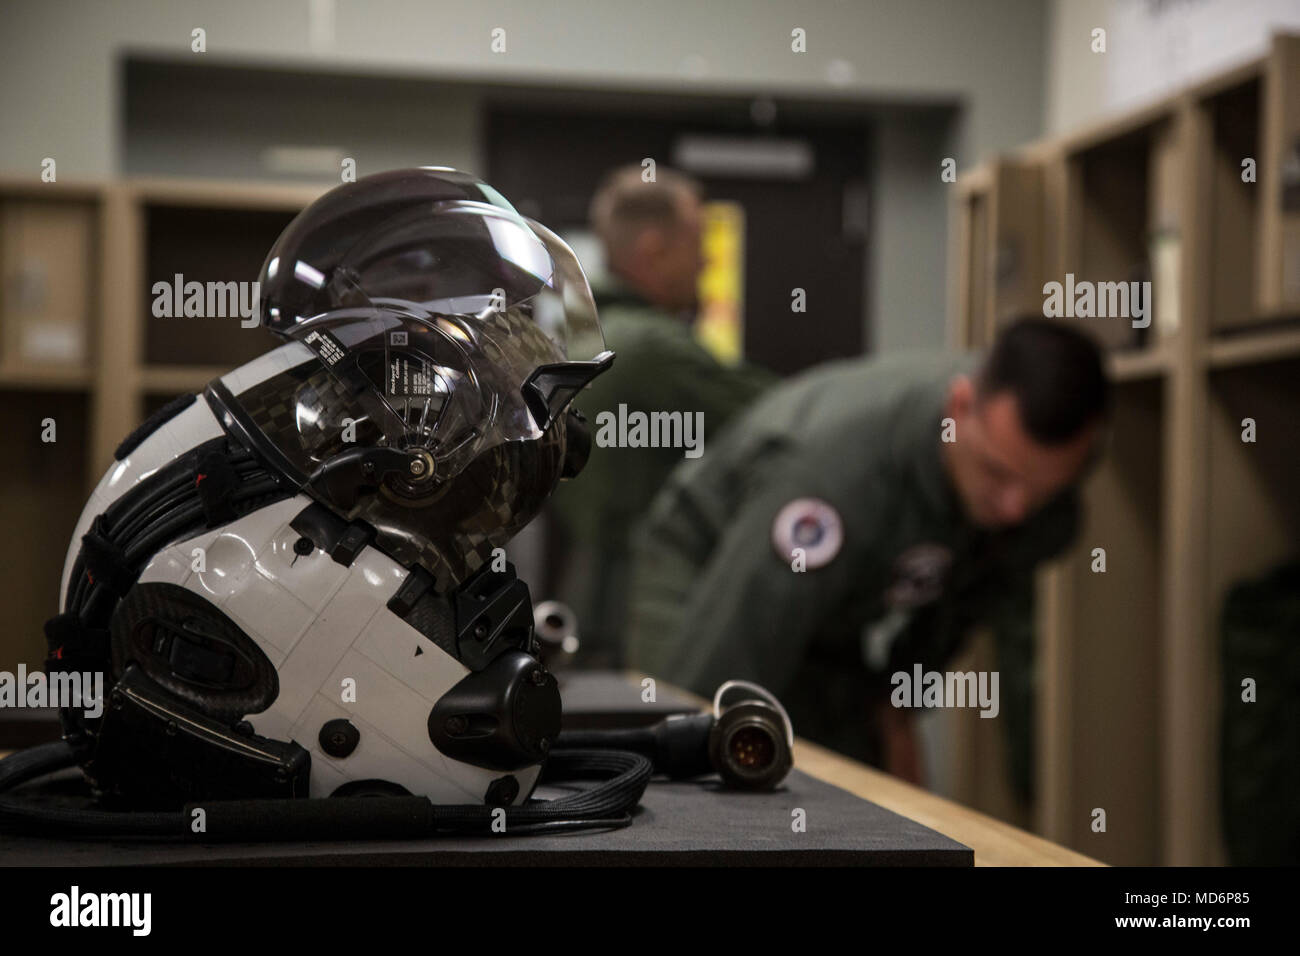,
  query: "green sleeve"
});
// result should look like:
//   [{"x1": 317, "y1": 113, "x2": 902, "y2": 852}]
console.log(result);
[
  {"x1": 624, "y1": 331, "x2": 774, "y2": 433},
  {"x1": 638, "y1": 456, "x2": 881, "y2": 700}
]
